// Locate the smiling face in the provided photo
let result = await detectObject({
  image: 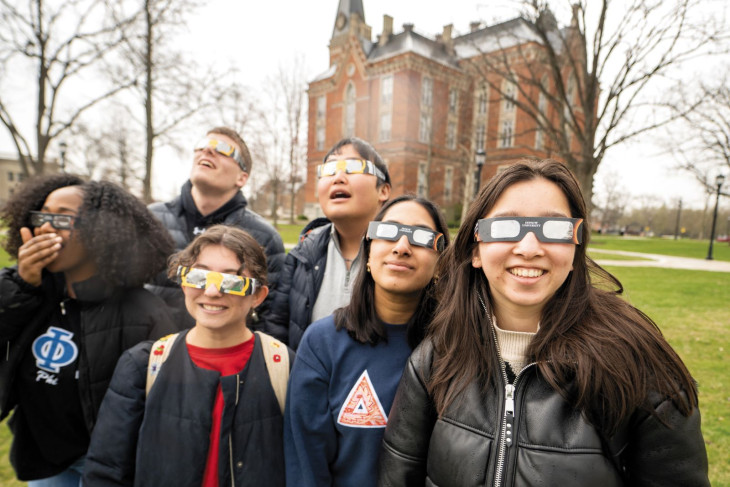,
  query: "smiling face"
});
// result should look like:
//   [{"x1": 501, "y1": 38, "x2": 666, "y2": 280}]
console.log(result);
[
  {"x1": 316, "y1": 144, "x2": 390, "y2": 225},
  {"x1": 471, "y1": 178, "x2": 576, "y2": 328},
  {"x1": 190, "y1": 132, "x2": 248, "y2": 195},
  {"x1": 183, "y1": 244, "x2": 267, "y2": 340},
  {"x1": 36, "y1": 186, "x2": 95, "y2": 283},
  {"x1": 368, "y1": 201, "x2": 441, "y2": 302}
]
